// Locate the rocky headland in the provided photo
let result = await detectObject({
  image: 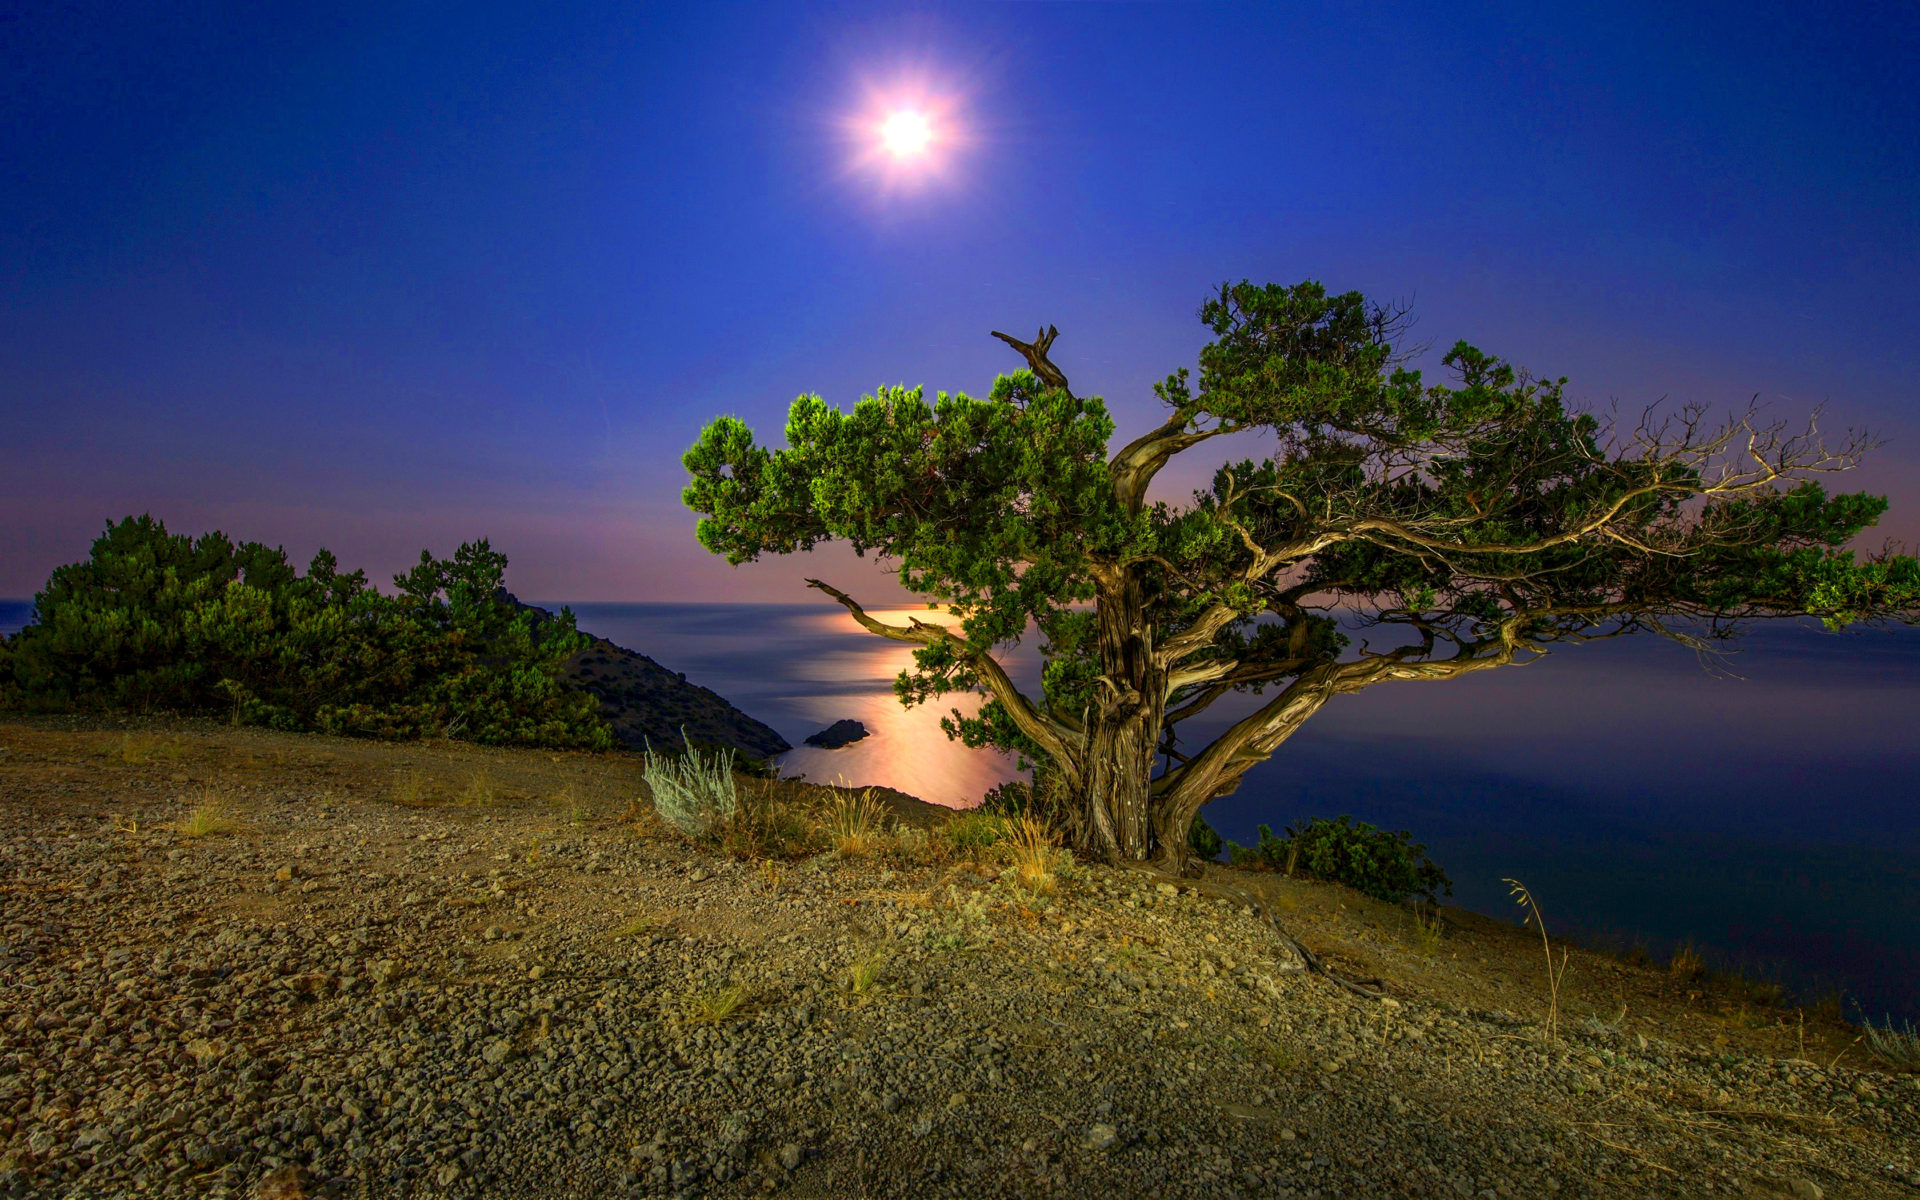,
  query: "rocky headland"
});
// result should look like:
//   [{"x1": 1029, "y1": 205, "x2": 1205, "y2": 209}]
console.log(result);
[{"x1": 512, "y1": 600, "x2": 790, "y2": 760}]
